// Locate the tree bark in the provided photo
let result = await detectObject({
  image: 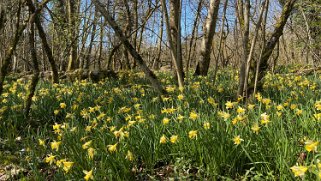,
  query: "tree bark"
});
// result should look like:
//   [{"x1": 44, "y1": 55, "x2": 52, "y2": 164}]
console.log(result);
[
  {"x1": 194, "y1": 0, "x2": 221, "y2": 76},
  {"x1": 93, "y1": 0, "x2": 167, "y2": 95}
]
